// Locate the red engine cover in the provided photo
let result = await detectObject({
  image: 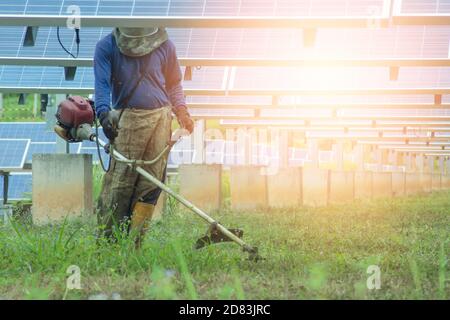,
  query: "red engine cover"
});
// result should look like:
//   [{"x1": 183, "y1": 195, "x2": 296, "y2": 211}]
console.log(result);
[{"x1": 56, "y1": 96, "x2": 94, "y2": 129}]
